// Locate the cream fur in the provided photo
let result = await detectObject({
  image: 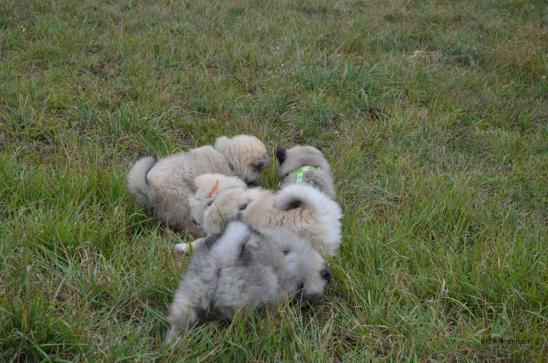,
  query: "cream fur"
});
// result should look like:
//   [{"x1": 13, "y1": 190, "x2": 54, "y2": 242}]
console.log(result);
[
  {"x1": 126, "y1": 135, "x2": 268, "y2": 232},
  {"x1": 188, "y1": 173, "x2": 247, "y2": 229},
  {"x1": 181, "y1": 174, "x2": 343, "y2": 257}
]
